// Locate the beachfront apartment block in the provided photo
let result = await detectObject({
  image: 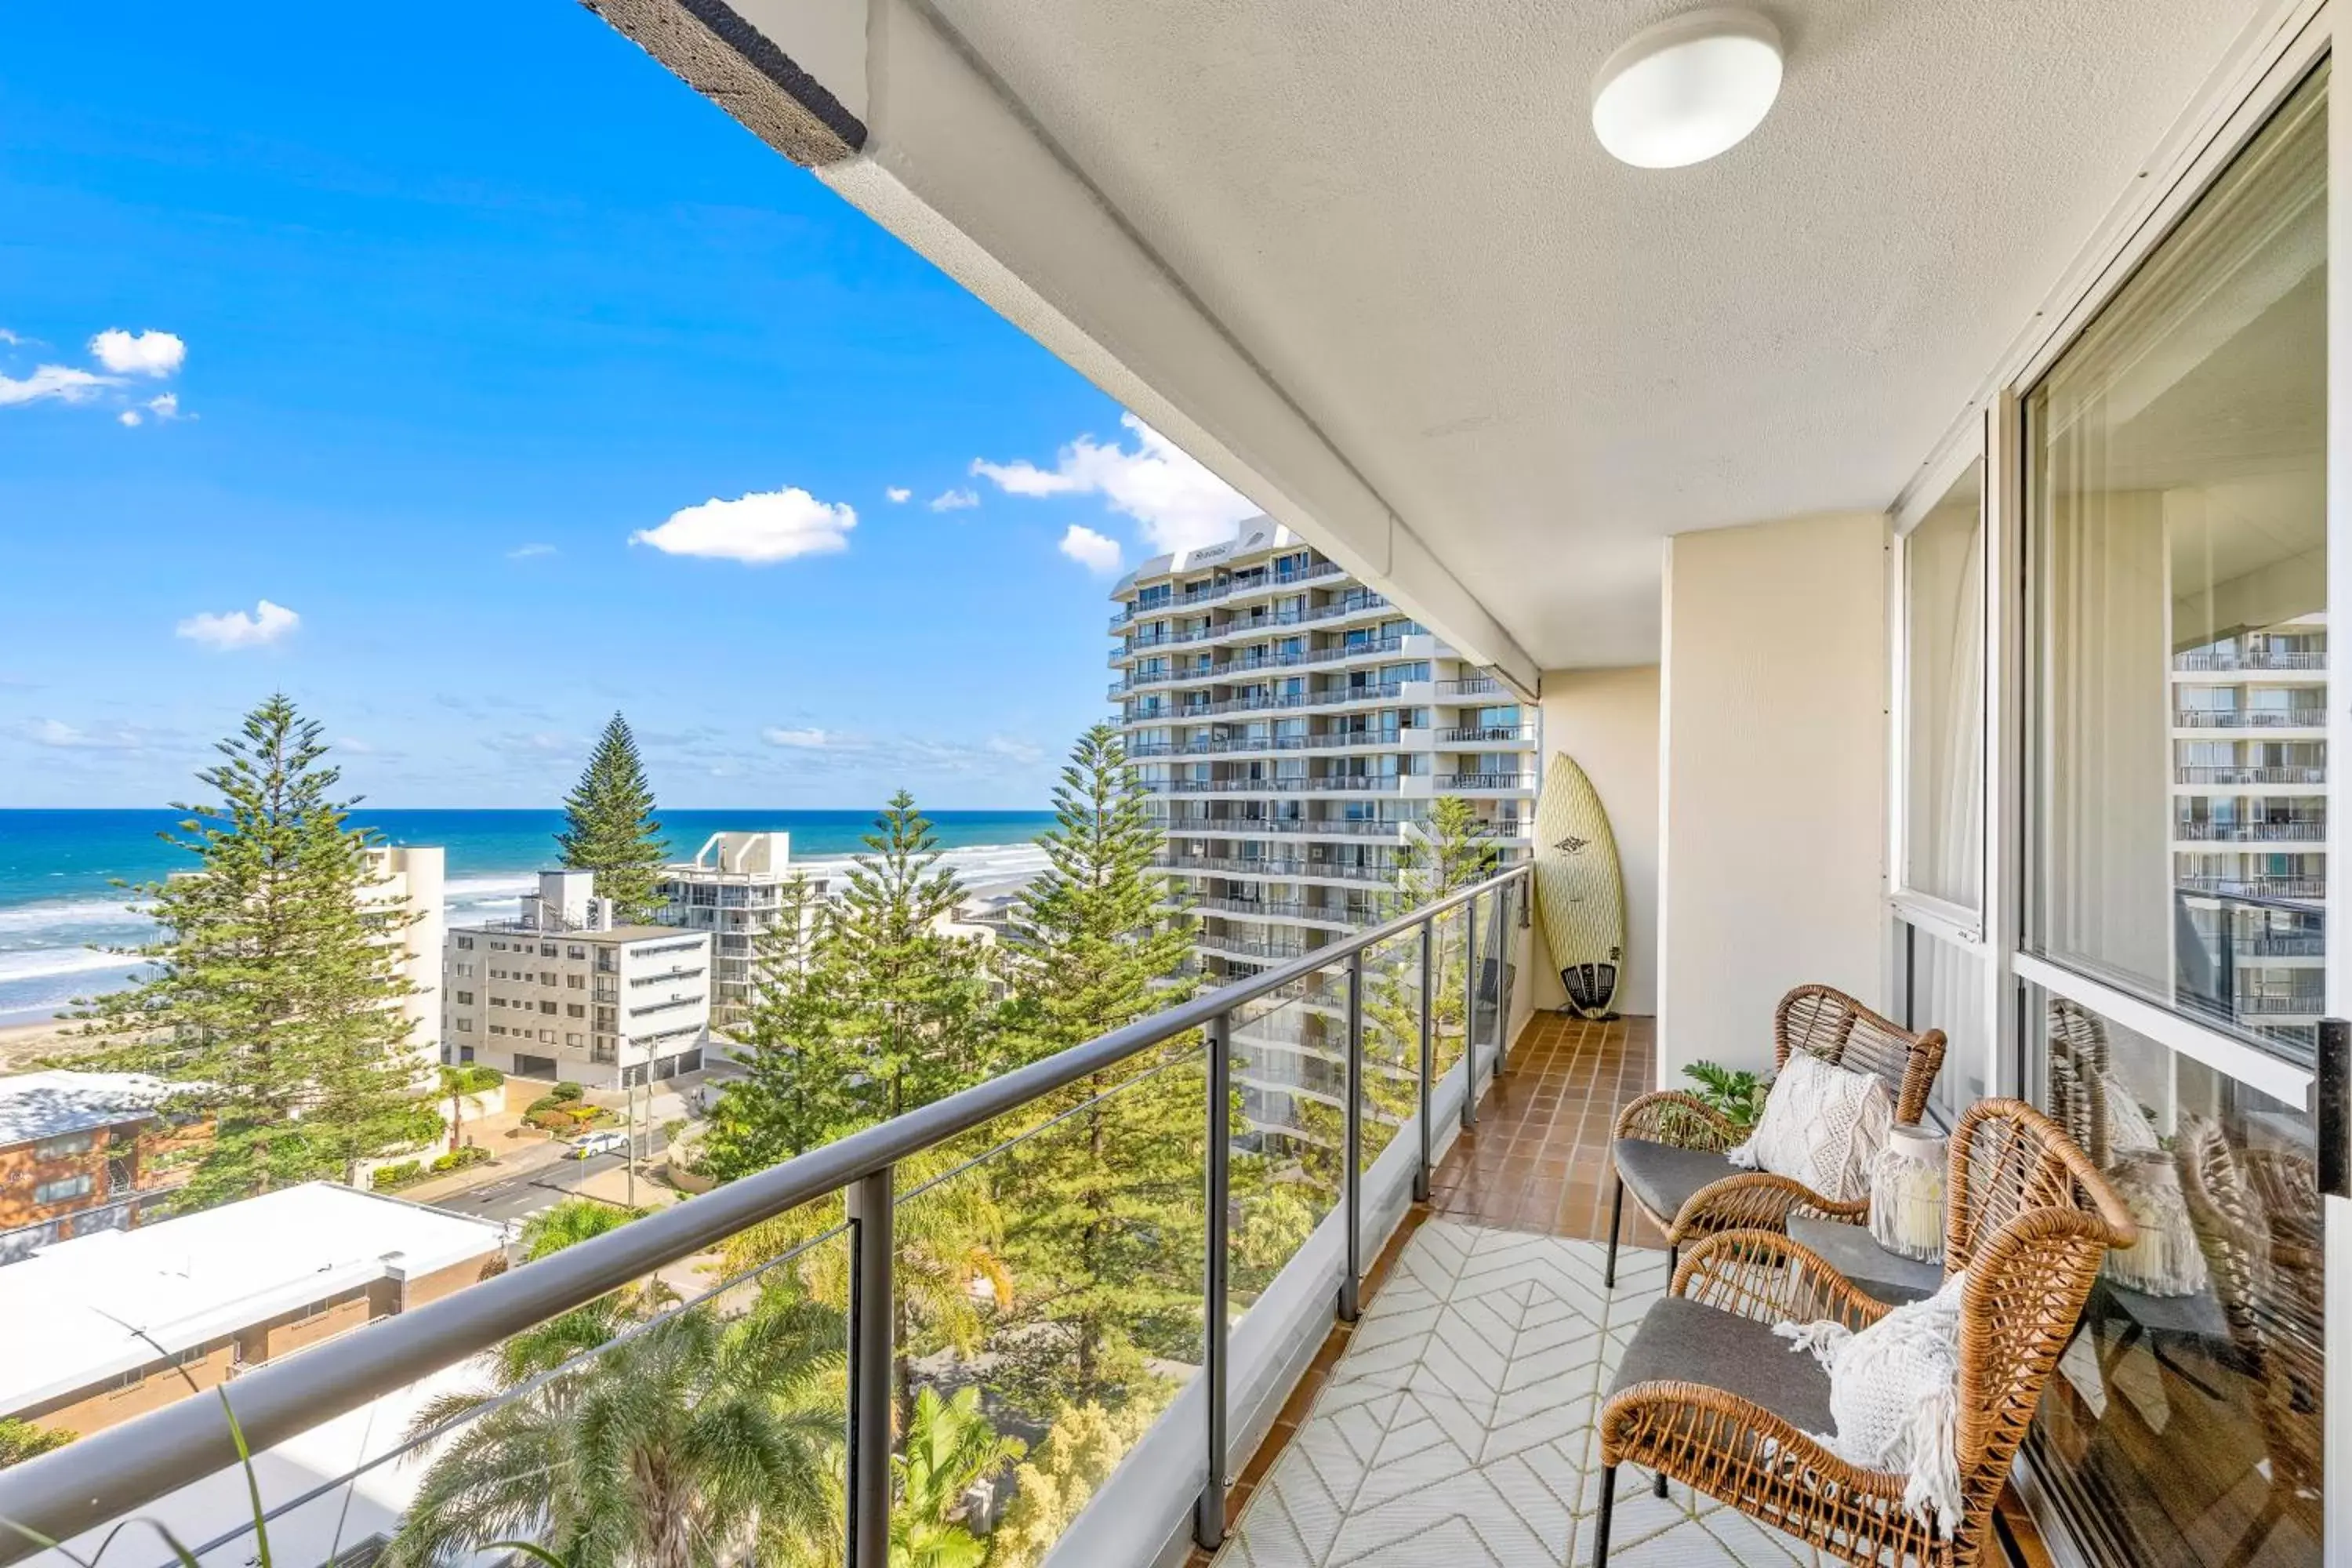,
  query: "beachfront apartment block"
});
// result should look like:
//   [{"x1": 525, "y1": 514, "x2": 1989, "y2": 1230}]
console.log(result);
[
  {"x1": 0, "y1": 1181, "x2": 504, "y2": 1444},
  {"x1": 443, "y1": 870, "x2": 711, "y2": 1089},
  {"x1": 368, "y1": 844, "x2": 445, "y2": 1071},
  {"x1": 2172, "y1": 613, "x2": 2328, "y2": 1046},
  {"x1": 1109, "y1": 518, "x2": 1536, "y2": 1145},
  {"x1": 655, "y1": 831, "x2": 832, "y2": 1029},
  {"x1": 0, "y1": 1070, "x2": 180, "y2": 1261}
]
